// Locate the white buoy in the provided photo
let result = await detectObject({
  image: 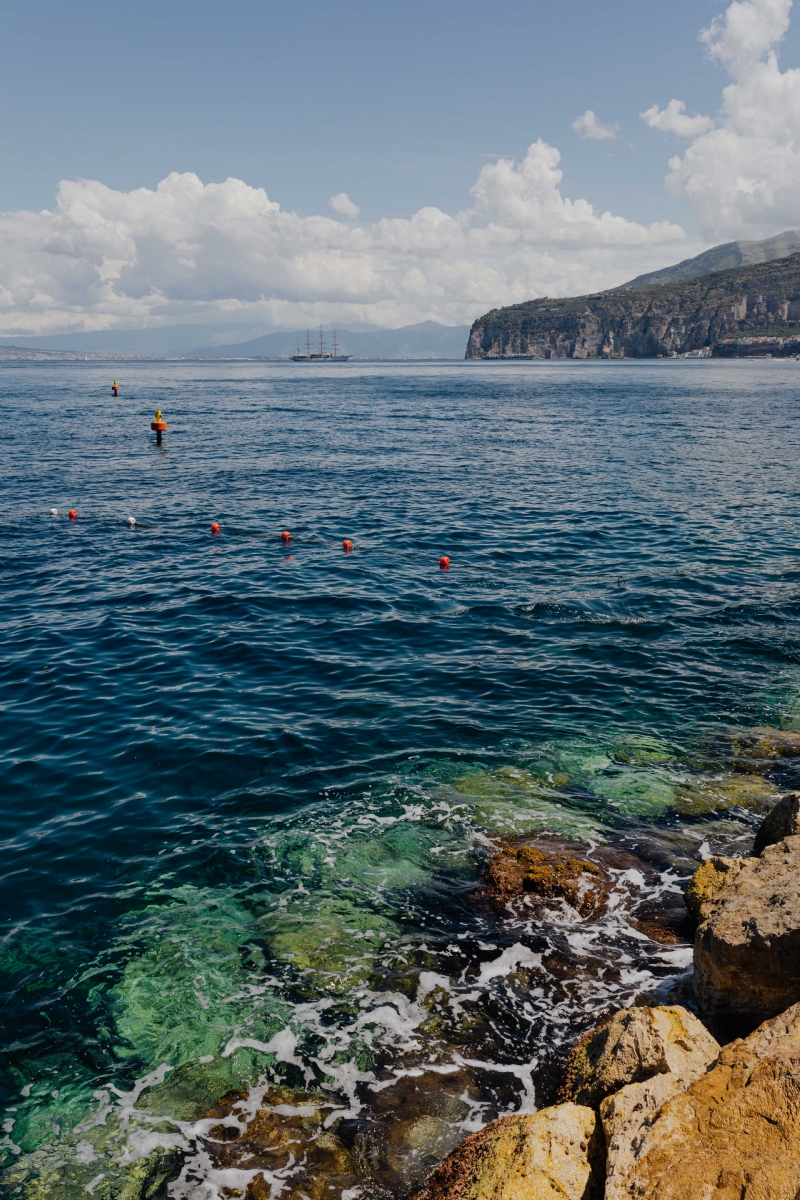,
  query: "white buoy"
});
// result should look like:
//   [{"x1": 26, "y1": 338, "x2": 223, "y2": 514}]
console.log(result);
[
  {"x1": 49, "y1": 508, "x2": 58, "y2": 516},
  {"x1": 127, "y1": 517, "x2": 137, "y2": 527}
]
